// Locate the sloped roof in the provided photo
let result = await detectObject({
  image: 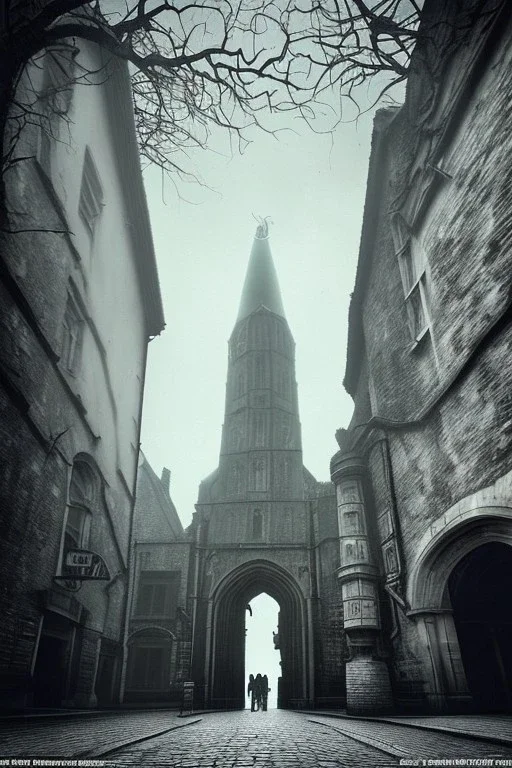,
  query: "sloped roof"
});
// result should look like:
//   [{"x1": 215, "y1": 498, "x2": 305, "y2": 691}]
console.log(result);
[{"x1": 135, "y1": 455, "x2": 184, "y2": 540}]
